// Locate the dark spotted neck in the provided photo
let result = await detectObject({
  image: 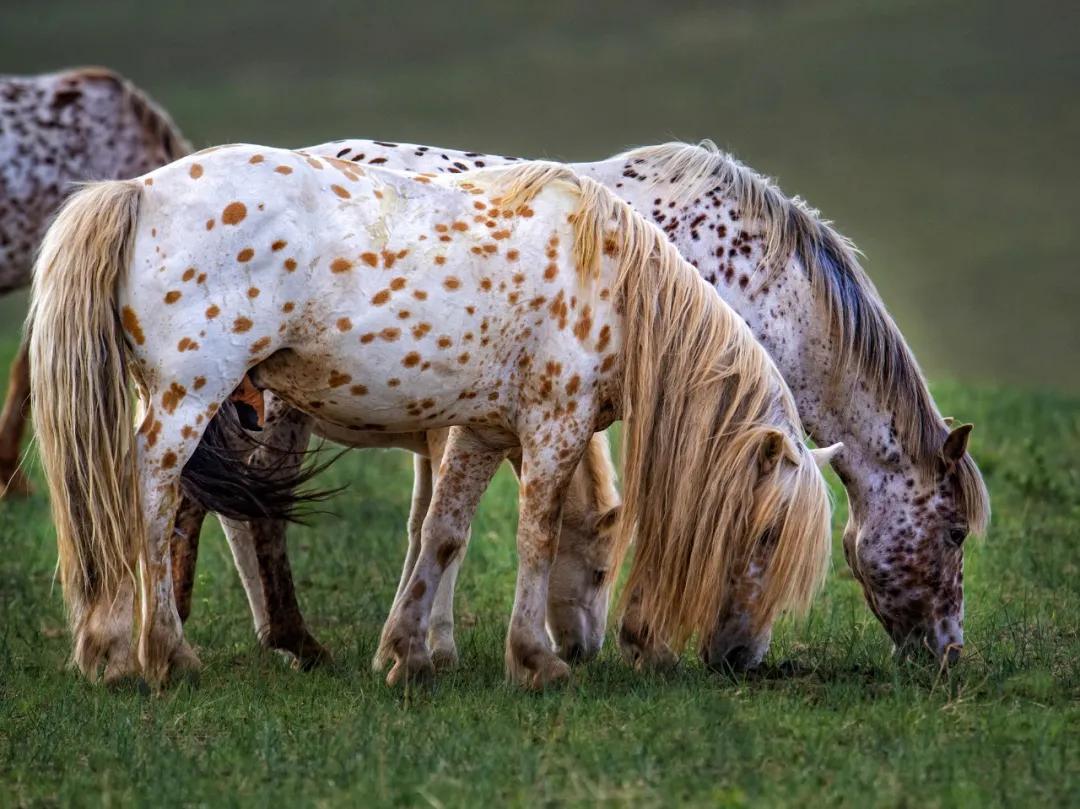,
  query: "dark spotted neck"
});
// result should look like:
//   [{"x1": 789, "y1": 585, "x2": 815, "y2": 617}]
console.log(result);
[{"x1": 573, "y1": 155, "x2": 920, "y2": 511}]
